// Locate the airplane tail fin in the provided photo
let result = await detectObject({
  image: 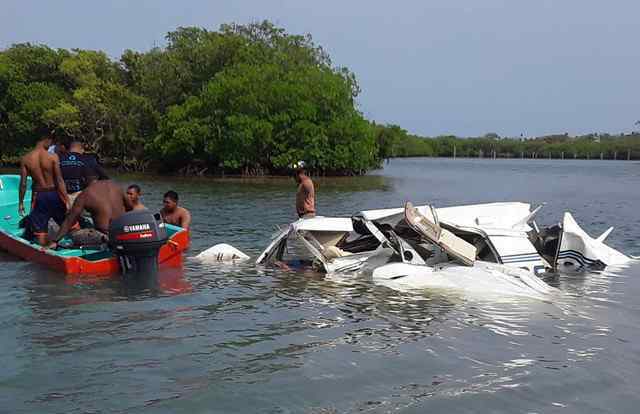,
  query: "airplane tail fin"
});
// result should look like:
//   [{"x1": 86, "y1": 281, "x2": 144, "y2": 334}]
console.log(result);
[{"x1": 596, "y1": 227, "x2": 614, "y2": 243}]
